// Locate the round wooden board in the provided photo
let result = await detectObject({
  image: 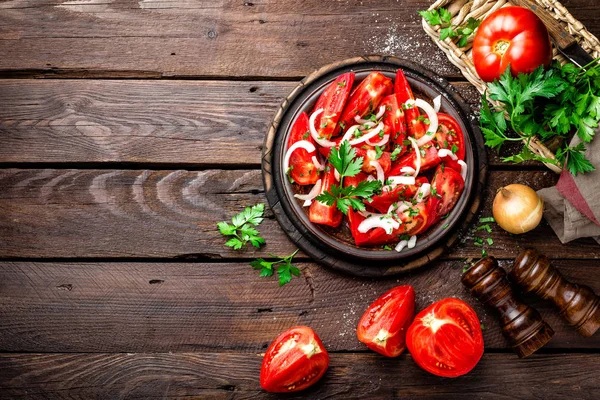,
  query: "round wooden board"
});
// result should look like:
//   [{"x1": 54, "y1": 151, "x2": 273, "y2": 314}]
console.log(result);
[{"x1": 262, "y1": 55, "x2": 487, "y2": 277}]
